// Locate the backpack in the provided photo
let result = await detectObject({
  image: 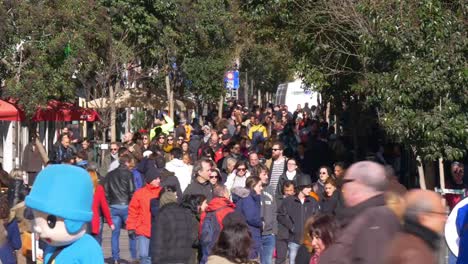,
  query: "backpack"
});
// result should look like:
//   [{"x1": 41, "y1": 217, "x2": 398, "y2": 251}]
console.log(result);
[{"x1": 200, "y1": 207, "x2": 226, "y2": 264}]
